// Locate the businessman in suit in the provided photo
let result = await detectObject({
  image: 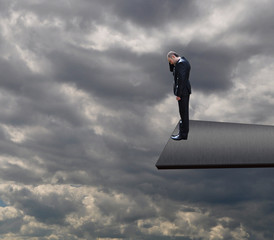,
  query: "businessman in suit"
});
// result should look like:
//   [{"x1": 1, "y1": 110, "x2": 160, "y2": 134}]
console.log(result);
[{"x1": 167, "y1": 51, "x2": 191, "y2": 140}]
